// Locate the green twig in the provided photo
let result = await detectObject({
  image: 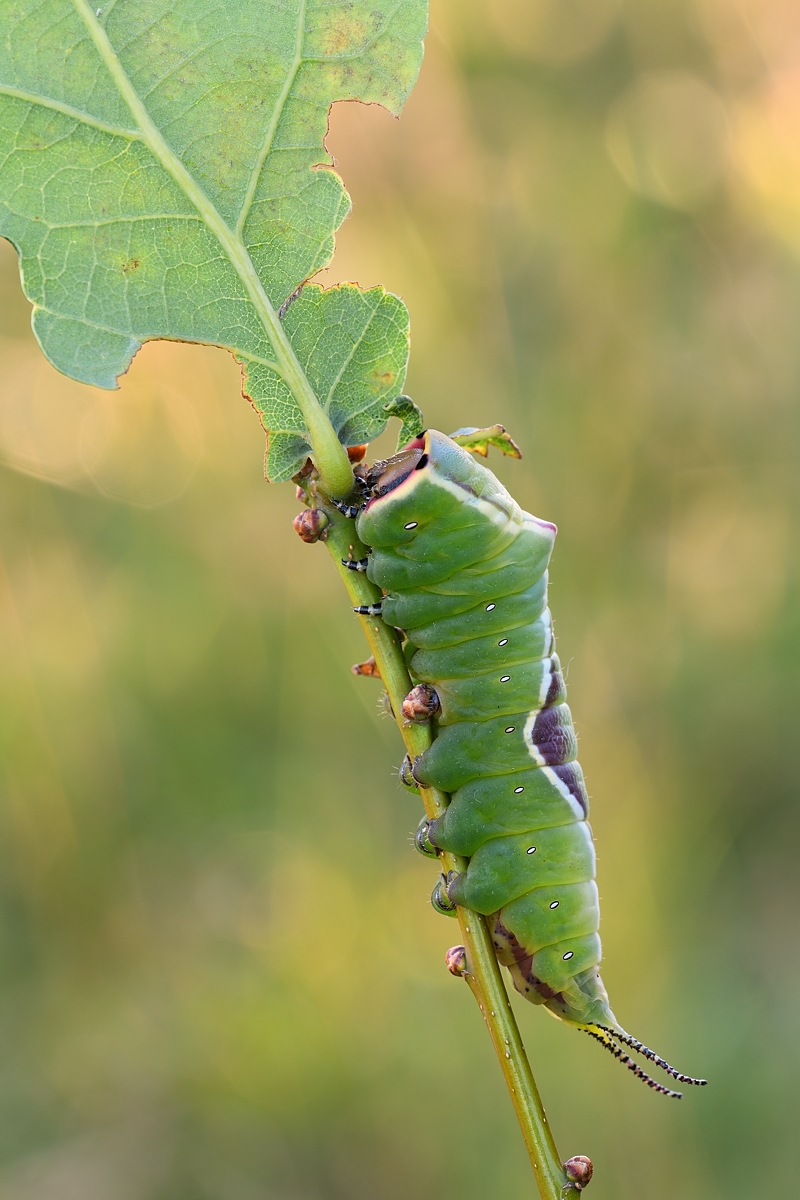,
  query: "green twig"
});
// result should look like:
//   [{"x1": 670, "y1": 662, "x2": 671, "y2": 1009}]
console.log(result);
[{"x1": 317, "y1": 497, "x2": 570, "y2": 1200}]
